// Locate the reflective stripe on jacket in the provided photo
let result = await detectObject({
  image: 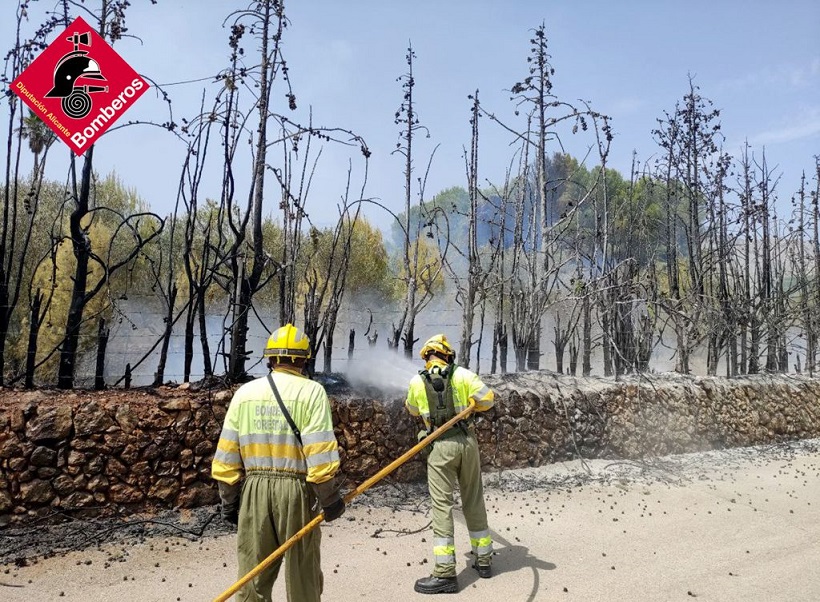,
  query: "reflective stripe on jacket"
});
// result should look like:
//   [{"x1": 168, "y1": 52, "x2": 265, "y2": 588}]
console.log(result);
[
  {"x1": 211, "y1": 370, "x2": 340, "y2": 486},
  {"x1": 405, "y1": 362, "x2": 494, "y2": 431}
]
